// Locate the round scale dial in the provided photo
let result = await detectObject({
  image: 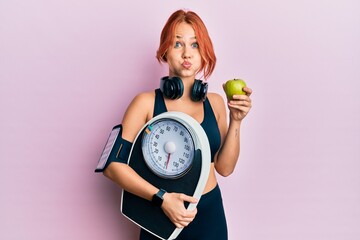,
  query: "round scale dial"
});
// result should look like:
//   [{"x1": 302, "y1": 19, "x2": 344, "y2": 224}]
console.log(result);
[{"x1": 141, "y1": 118, "x2": 195, "y2": 179}]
